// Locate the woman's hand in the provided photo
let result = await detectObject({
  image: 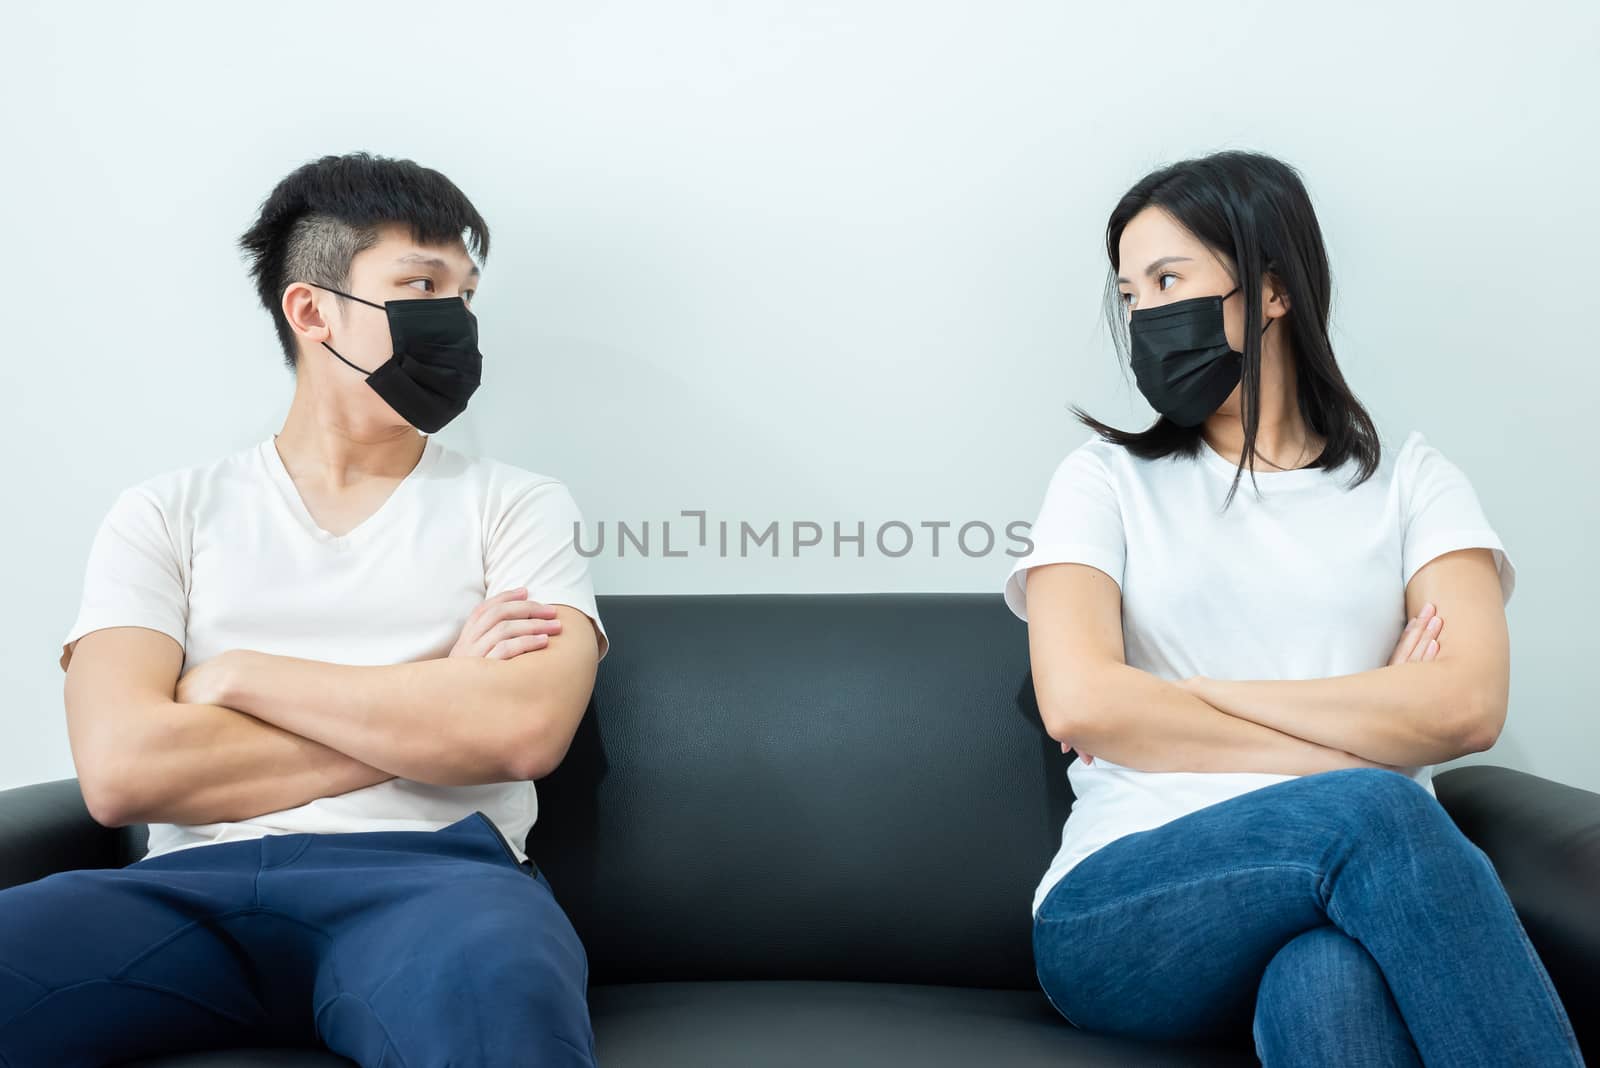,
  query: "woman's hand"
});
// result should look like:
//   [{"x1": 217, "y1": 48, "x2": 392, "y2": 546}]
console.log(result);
[
  {"x1": 1236, "y1": 609, "x2": 1445, "y2": 775},
  {"x1": 1389, "y1": 602, "x2": 1443, "y2": 665},
  {"x1": 449, "y1": 587, "x2": 563, "y2": 660},
  {"x1": 1062, "y1": 607, "x2": 1446, "y2": 767}
]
